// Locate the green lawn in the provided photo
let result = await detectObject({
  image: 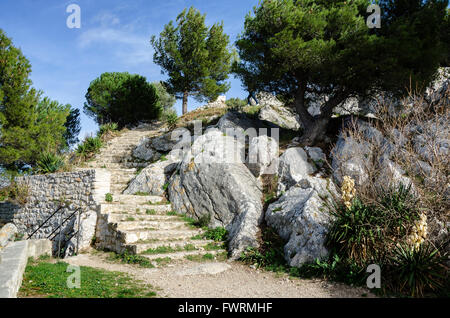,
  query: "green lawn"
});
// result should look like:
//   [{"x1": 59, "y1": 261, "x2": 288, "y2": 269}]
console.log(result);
[{"x1": 19, "y1": 257, "x2": 157, "y2": 298}]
